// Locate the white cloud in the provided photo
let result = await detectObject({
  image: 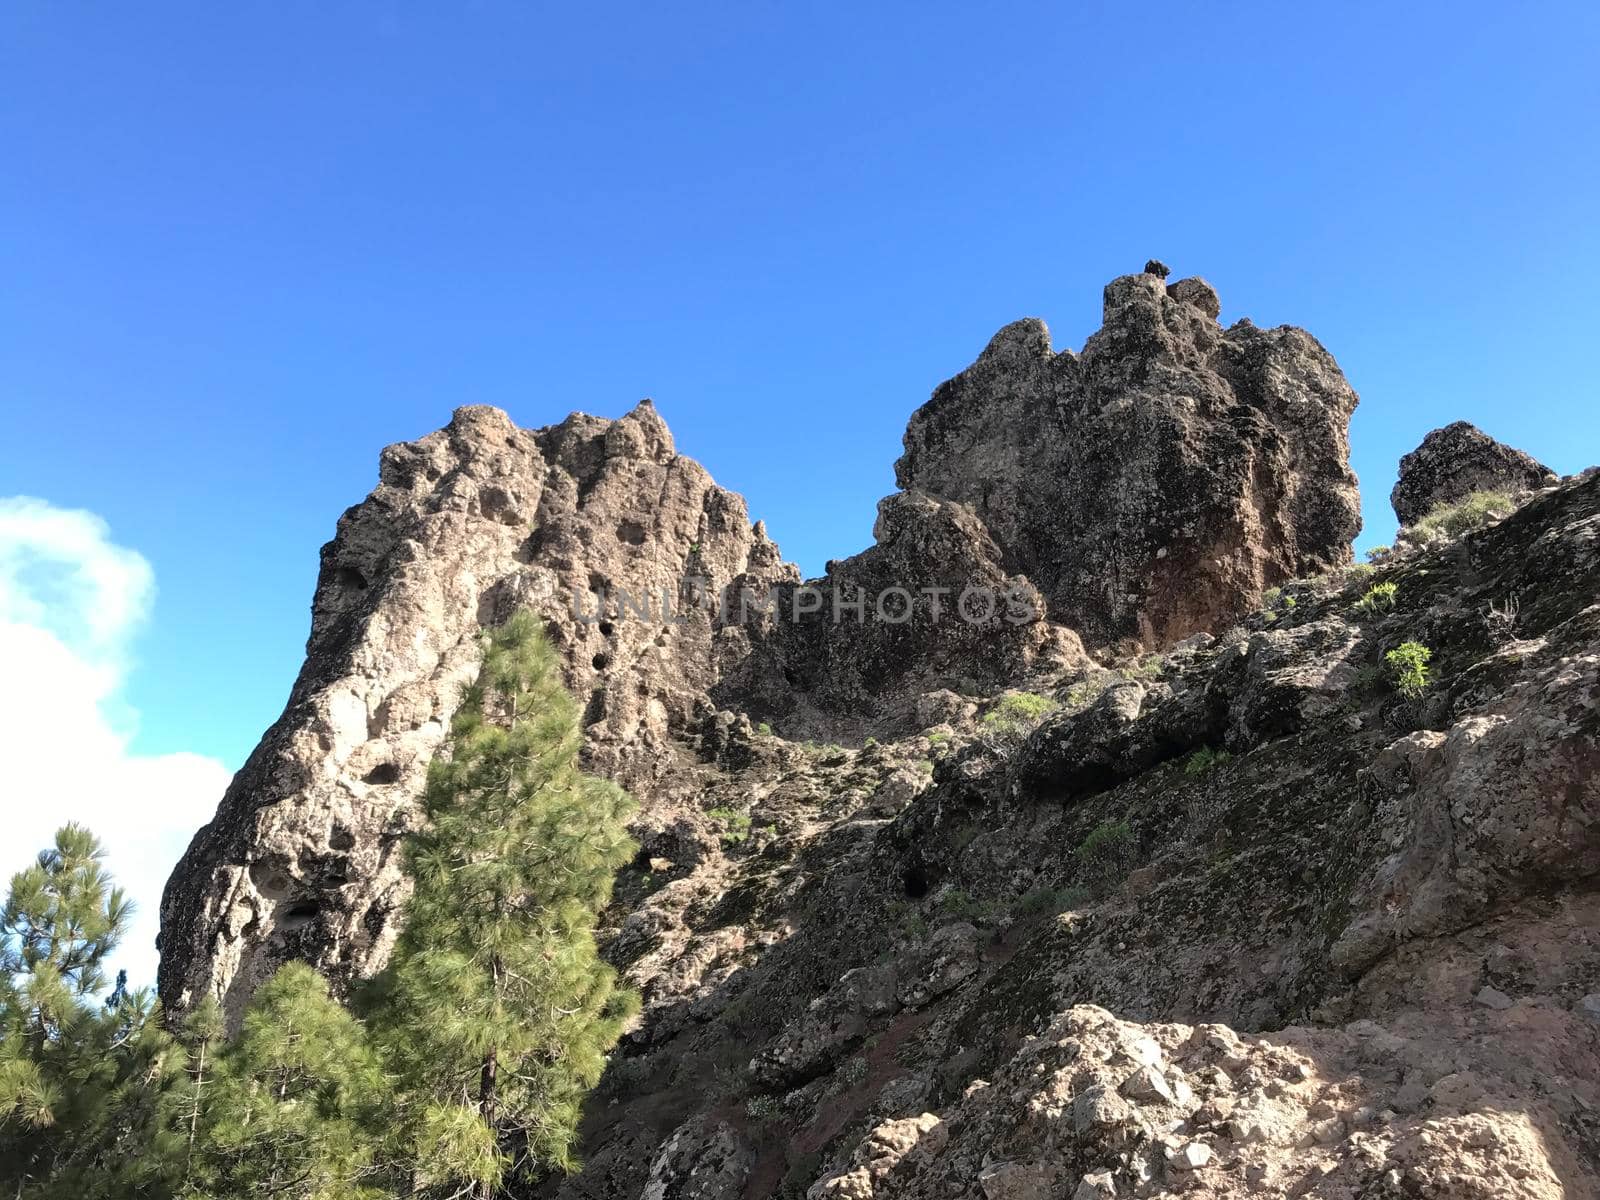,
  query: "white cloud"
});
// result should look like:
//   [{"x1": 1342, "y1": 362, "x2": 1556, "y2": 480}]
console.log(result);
[{"x1": 0, "y1": 497, "x2": 233, "y2": 992}]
